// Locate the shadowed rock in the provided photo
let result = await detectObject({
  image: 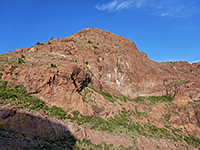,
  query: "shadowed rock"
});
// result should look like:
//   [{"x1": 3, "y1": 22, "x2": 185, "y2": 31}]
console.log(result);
[{"x1": 0, "y1": 106, "x2": 77, "y2": 150}]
